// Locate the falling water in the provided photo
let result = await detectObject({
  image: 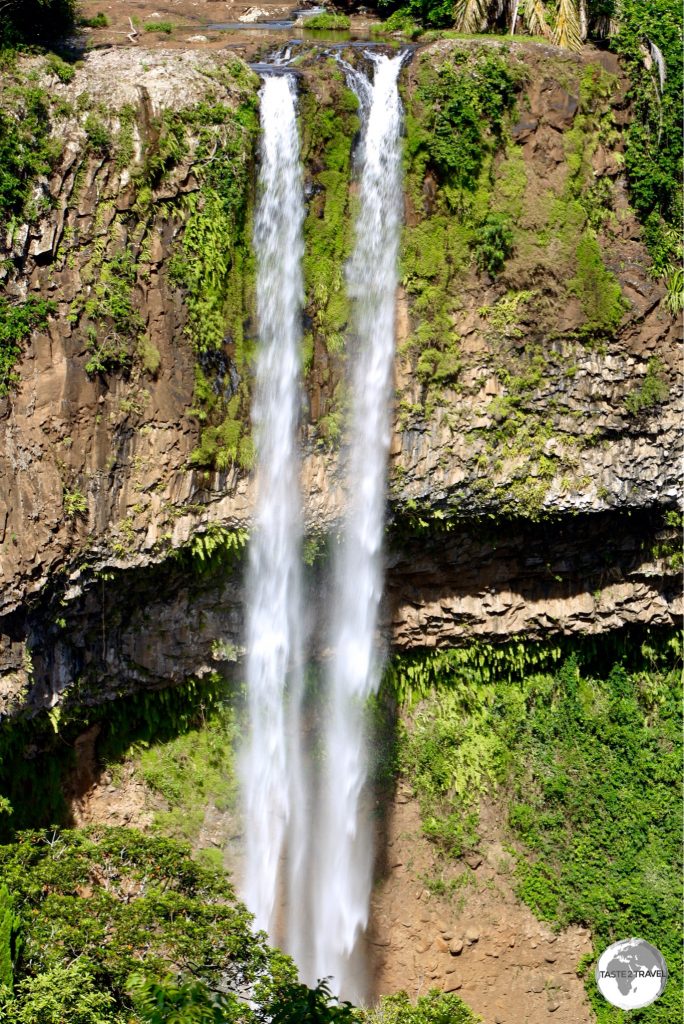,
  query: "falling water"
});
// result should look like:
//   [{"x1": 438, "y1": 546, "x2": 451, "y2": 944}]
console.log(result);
[
  {"x1": 312, "y1": 53, "x2": 405, "y2": 1001},
  {"x1": 241, "y1": 73, "x2": 306, "y2": 942}
]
